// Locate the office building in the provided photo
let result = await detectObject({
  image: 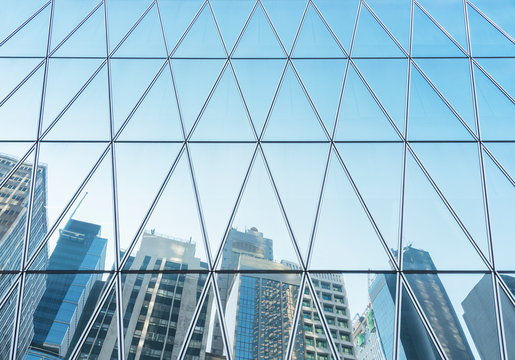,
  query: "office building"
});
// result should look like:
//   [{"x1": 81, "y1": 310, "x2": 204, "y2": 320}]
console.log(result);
[
  {"x1": 29, "y1": 219, "x2": 107, "y2": 358},
  {"x1": 77, "y1": 230, "x2": 212, "y2": 360},
  {"x1": 0, "y1": 154, "x2": 49, "y2": 357}
]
